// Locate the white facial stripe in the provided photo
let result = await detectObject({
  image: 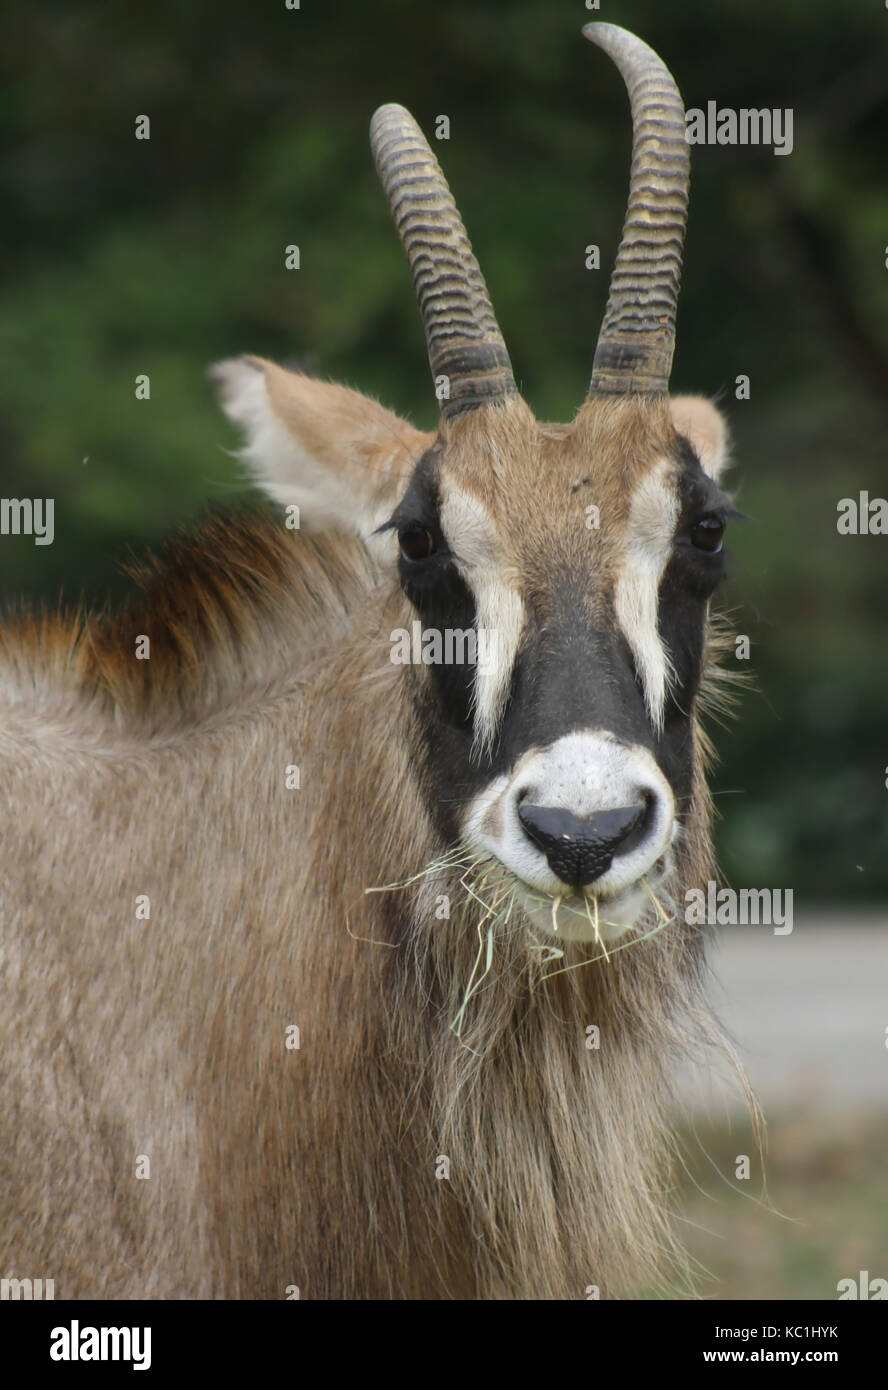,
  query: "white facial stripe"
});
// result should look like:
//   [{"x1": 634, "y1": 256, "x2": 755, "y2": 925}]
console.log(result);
[
  {"x1": 614, "y1": 461, "x2": 679, "y2": 731},
  {"x1": 438, "y1": 486, "x2": 525, "y2": 754}
]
